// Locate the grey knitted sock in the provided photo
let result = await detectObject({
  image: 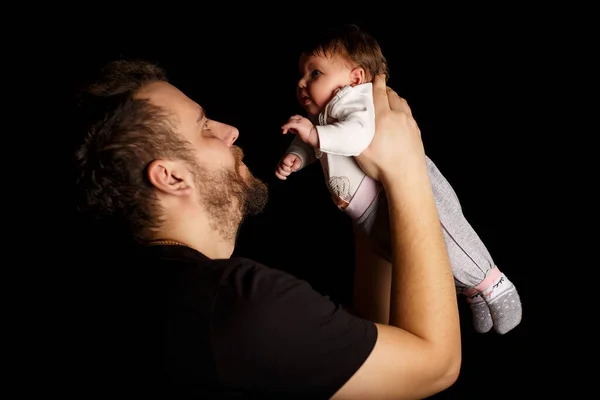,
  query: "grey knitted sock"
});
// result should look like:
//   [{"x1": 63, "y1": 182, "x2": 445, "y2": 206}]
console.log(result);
[
  {"x1": 480, "y1": 273, "x2": 523, "y2": 334},
  {"x1": 464, "y1": 289, "x2": 493, "y2": 333}
]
